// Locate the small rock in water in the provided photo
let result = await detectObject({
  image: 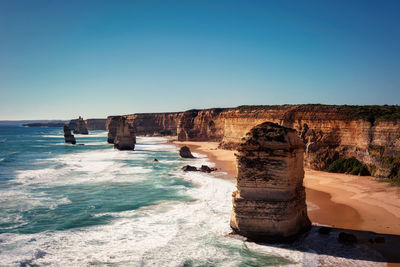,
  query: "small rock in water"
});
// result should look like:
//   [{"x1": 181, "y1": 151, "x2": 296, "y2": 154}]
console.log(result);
[
  {"x1": 182, "y1": 165, "x2": 198, "y2": 172},
  {"x1": 154, "y1": 158, "x2": 159, "y2": 162},
  {"x1": 199, "y1": 165, "x2": 217, "y2": 173},
  {"x1": 63, "y1": 125, "x2": 76, "y2": 145},
  {"x1": 179, "y1": 146, "x2": 195, "y2": 158},
  {"x1": 338, "y1": 232, "x2": 358, "y2": 244}
]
